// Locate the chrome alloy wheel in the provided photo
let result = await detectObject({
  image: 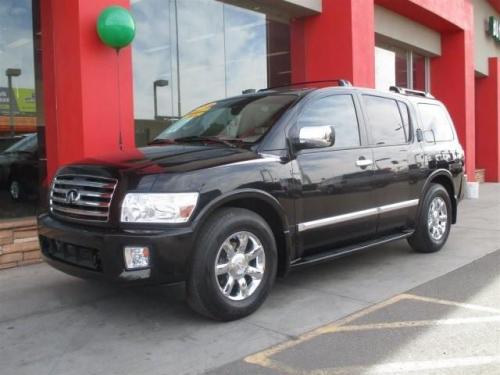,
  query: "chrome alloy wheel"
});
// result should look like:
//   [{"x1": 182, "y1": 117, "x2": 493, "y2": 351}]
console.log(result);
[
  {"x1": 427, "y1": 196, "x2": 448, "y2": 241},
  {"x1": 215, "y1": 231, "x2": 265, "y2": 301},
  {"x1": 10, "y1": 181, "x2": 20, "y2": 200}
]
